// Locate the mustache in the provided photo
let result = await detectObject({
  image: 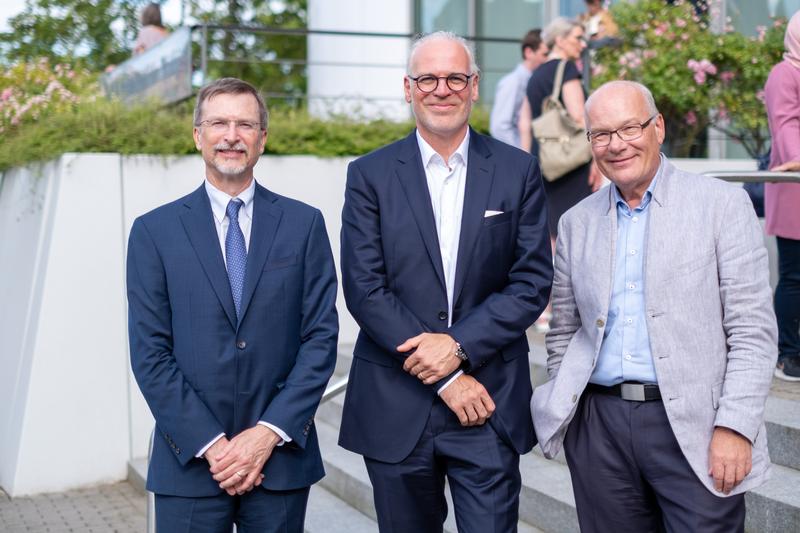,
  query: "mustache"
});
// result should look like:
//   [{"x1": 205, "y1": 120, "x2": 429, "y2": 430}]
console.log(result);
[{"x1": 213, "y1": 141, "x2": 247, "y2": 152}]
